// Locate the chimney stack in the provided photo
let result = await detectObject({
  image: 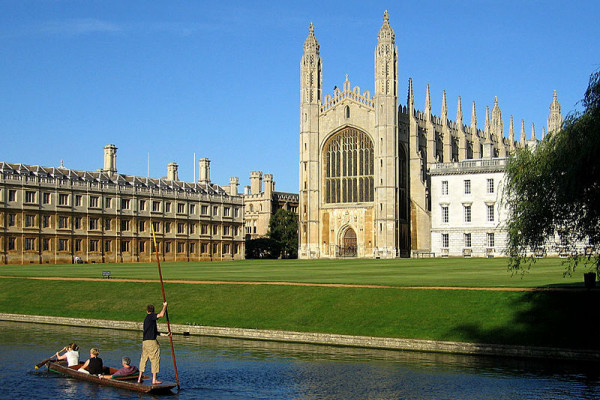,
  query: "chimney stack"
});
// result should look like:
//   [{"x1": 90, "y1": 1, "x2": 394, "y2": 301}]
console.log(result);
[{"x1": 103, "y1": 144, "x2": 117, "y2": 174}]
